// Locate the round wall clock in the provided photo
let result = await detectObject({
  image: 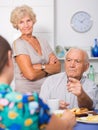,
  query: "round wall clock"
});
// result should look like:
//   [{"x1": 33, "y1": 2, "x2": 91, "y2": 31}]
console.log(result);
[{"x1": 71, "y1": 11, "x2": 93, "y2": 33}]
